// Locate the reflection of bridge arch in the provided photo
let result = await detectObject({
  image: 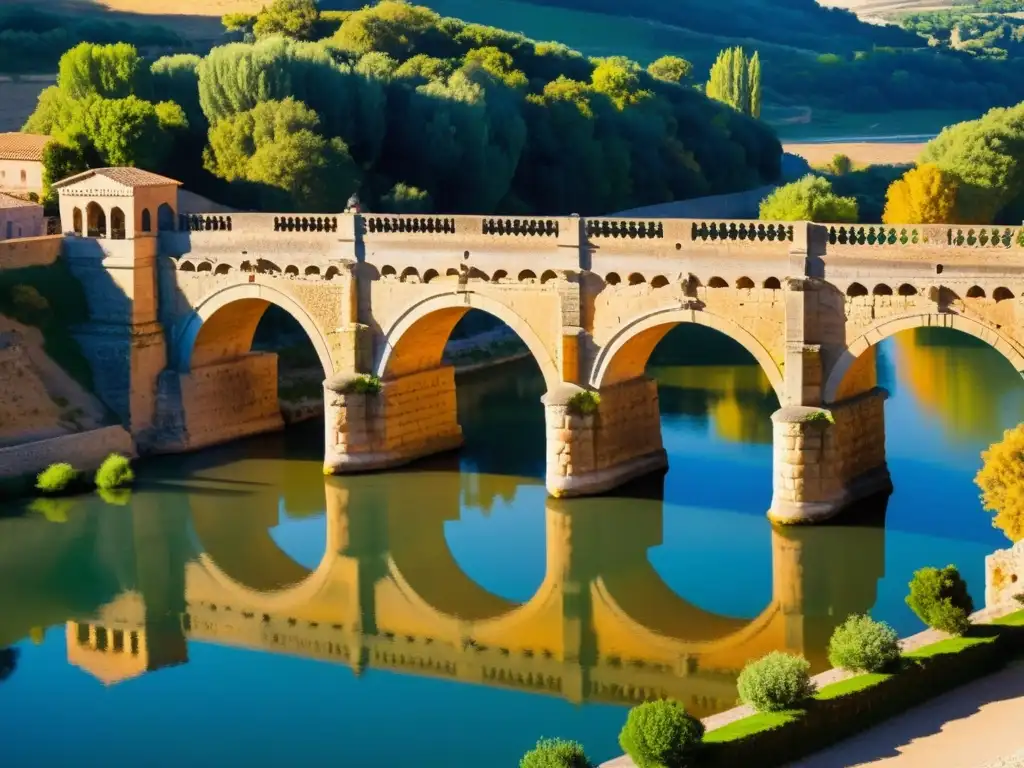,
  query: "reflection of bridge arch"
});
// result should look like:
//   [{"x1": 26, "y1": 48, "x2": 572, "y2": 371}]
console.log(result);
[
  {"x1": 824, "y1": 311, "x2": 1024, "y2": 403},
  {"x1": 590, "y1": 306, "x2": 785, "y2": 402},
  {"x1": 374, "y1": 291, "x2": 560, "y2": 390},
  {"x1": 172, "y1": 282, "x2": 336, "y2": 376}
]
